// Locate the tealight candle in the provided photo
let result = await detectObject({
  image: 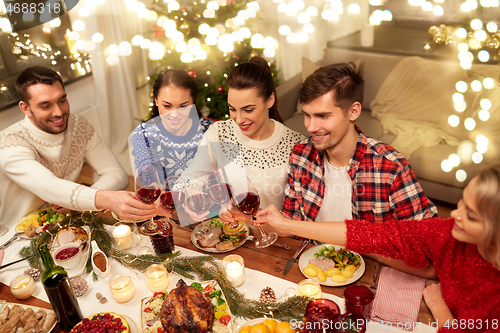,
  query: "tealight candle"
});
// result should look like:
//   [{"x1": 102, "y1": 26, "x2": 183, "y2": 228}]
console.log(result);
[
  {"x1": 110, "y1": 275, "x2": 135, "y2": 303},
  {"x1": 10, "y1": 274, "x2": 36, "y2": 299},
  {"x1": 222, "y1": 254, "x2": 245, "y2": 287},
  {"x1": 145, "y1": 264, "x2": 170, "y2": 292},
  {"x1": 112, "y1": 222, "x2": 138, "y2": 250},
  {"x1": 297, "y1": 279, "x2": 322, "y2": 299}
]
